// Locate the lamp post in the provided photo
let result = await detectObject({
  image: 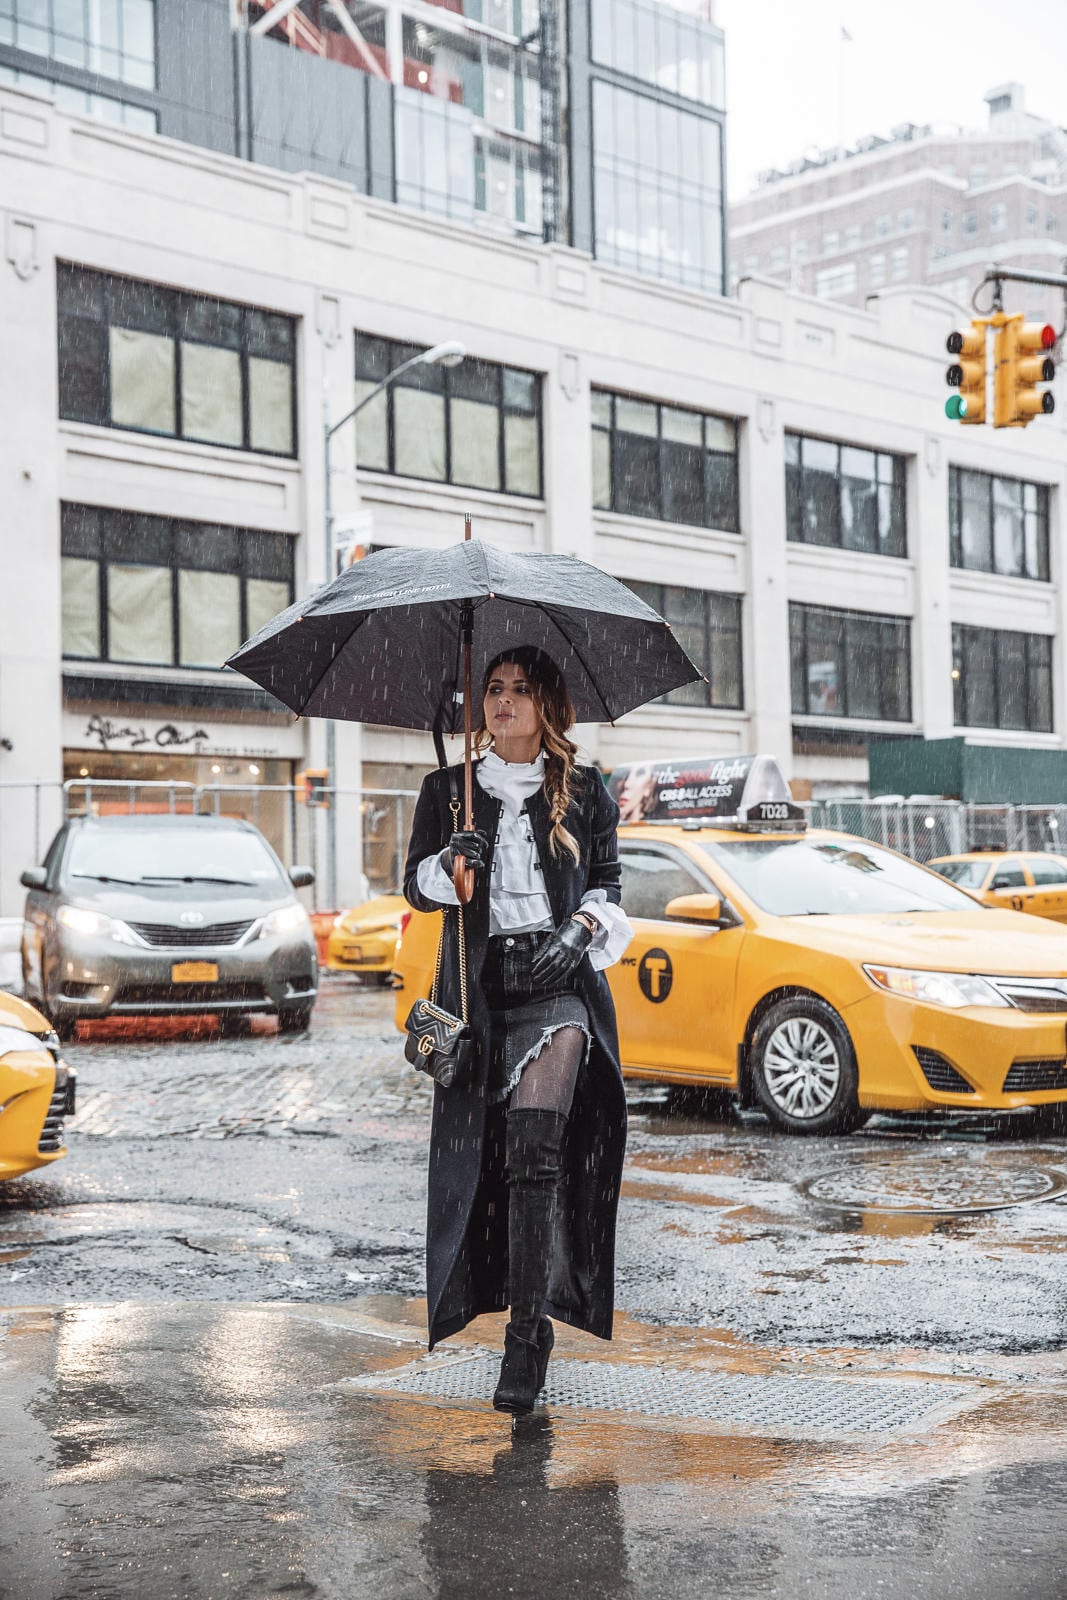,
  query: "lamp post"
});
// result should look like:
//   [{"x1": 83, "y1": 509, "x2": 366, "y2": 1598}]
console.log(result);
[{"x1": 320, "y1": 339, "x2": 465, "y2": 910}]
